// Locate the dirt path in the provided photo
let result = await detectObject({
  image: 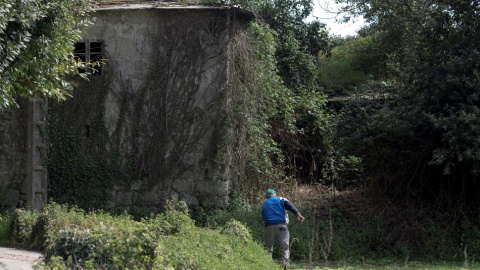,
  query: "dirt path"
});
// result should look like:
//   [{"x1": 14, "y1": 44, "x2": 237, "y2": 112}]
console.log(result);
[{"x1": 0, "y1": 247, "x2": 43, "y2": 270}]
